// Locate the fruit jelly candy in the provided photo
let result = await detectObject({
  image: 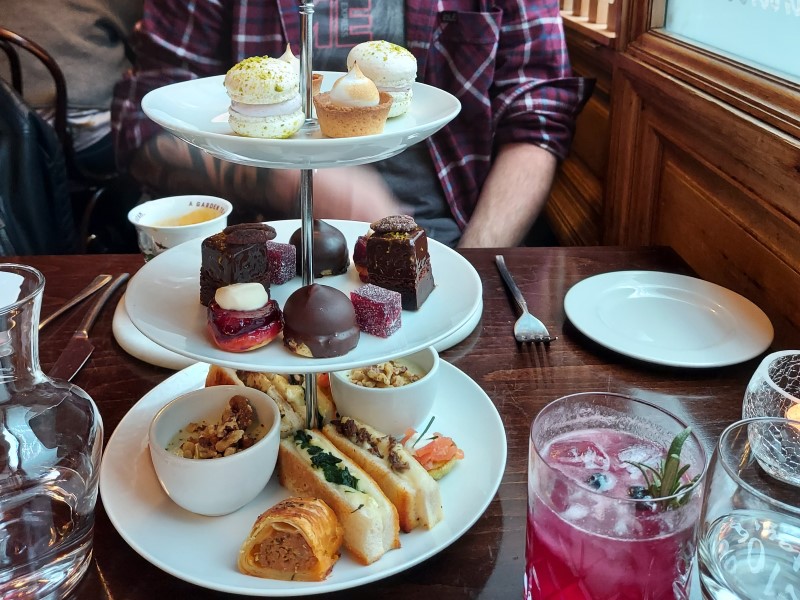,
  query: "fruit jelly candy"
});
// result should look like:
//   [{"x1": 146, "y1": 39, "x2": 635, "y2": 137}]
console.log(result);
[
  {"x1": 267, "y1": 241, "x2": 296, "y2": 285},
  {"x1": 350, "y1": 284, "x2": 402, "y2": 337}
]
